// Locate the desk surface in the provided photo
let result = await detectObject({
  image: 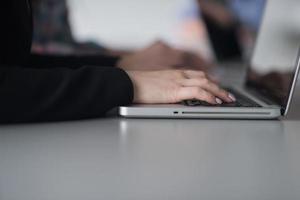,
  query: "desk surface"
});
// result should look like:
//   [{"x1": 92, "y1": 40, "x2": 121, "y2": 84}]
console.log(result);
[{"x1": 1, "y1": 71, "x2": 300, "y2": 200}]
